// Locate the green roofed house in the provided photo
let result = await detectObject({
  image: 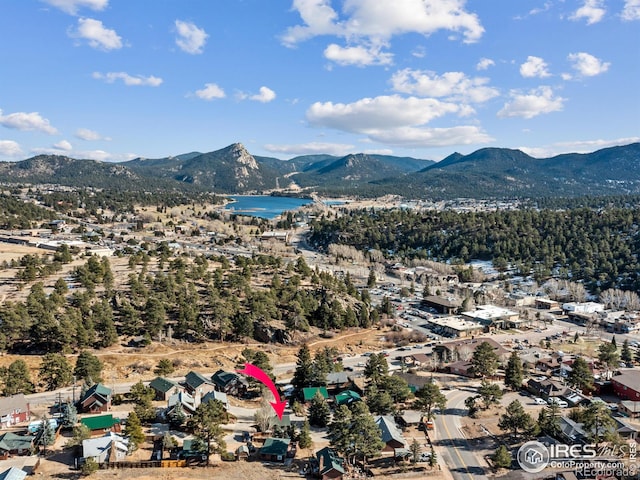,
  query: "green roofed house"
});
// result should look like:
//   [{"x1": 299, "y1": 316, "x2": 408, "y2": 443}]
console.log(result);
[
  {"x1": 316, "y1": 446, "x2": 345, "y2": 480},
  {"x1": 303, "y1": 387, "x2": 329, "y2": 403},
  {"x1": 259, "y1": 437, "x2": 291, "y2": 462},
  {"x1": 79, "y1": 383, "x2": 112, "y2": 414},
  {"x1": 0, "y1": 433, "x2": 34, "y2": 457},
  {"x1": 149, "y1": 376, "x2": 182, "y2": 401},
  {"x1": 335, "y1": 390, "x2": 361, "y2": 407},
  {"x1": 80, "y1": 414, "x2": 121, "y2": 435},
  {"x1": 183, "y1": 371, "x2": 215, "y2": 396}
]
